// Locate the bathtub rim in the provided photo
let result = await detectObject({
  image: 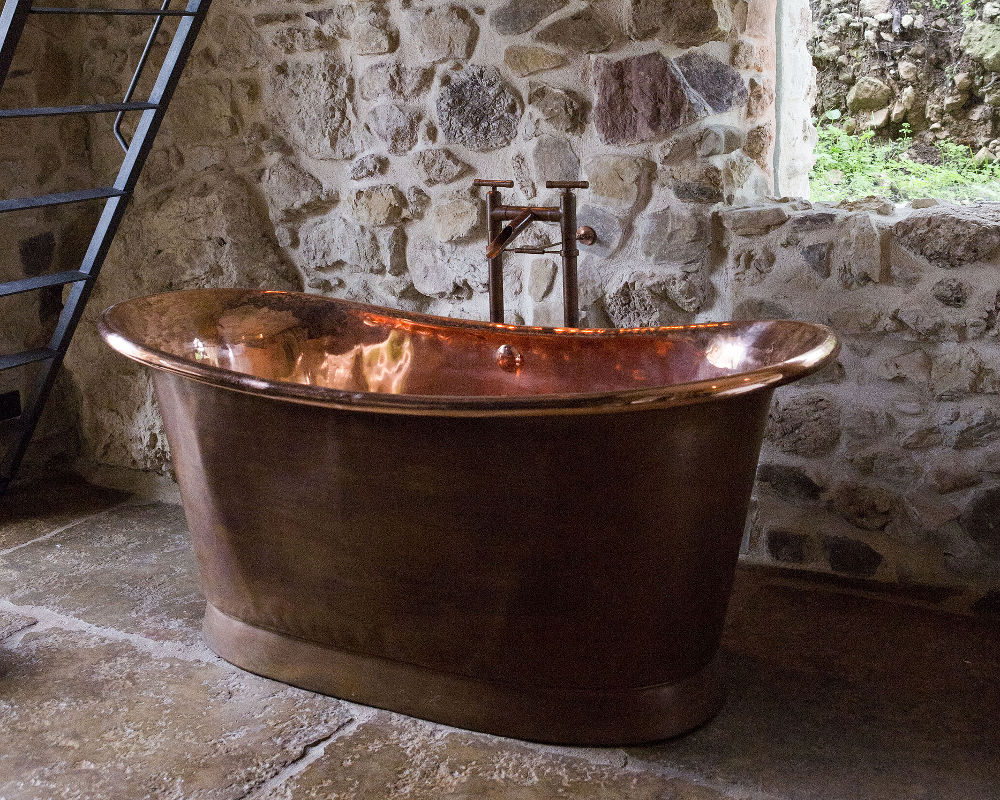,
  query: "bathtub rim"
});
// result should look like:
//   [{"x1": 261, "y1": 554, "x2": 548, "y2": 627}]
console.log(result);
[{"x1": 99, "y1": 288, "x2": 840, "y2": 417}]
